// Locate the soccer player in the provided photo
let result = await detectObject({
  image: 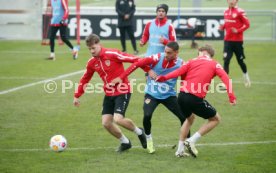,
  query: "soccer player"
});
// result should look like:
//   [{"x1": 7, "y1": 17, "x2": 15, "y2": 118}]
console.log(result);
[
  {"x1": 110, "y1": 42, "x2": 190, "y2": 154},
  {"x1": 48, "y1": 0, "x2": 79, "y2": 60},
  {"x1": 156, "y1": 45, "x2": 237, "y2": 157},
  {"x1": 140, "y1": 4, "x2": 176, "y2": 57},
  {"x1": 115, "y1": 0, "x2": 139, "y2": 55},
  {"x1": 219, "y1": 0, "x2": 251, "y2": 87},
  {"x1": 73, "y1": 34, "x2": 147, "y2": 152}
]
